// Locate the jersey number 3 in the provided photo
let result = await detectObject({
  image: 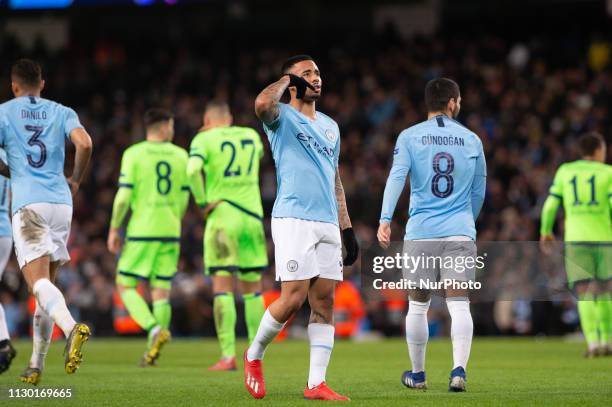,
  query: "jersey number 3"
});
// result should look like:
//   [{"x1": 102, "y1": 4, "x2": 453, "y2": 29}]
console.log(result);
[
  {"x1": 26, "y1": 125, "x2": 46, "y2": 168},
  {"x1": 431, "y1": 152, "x2": 454, "y2": 198}
]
